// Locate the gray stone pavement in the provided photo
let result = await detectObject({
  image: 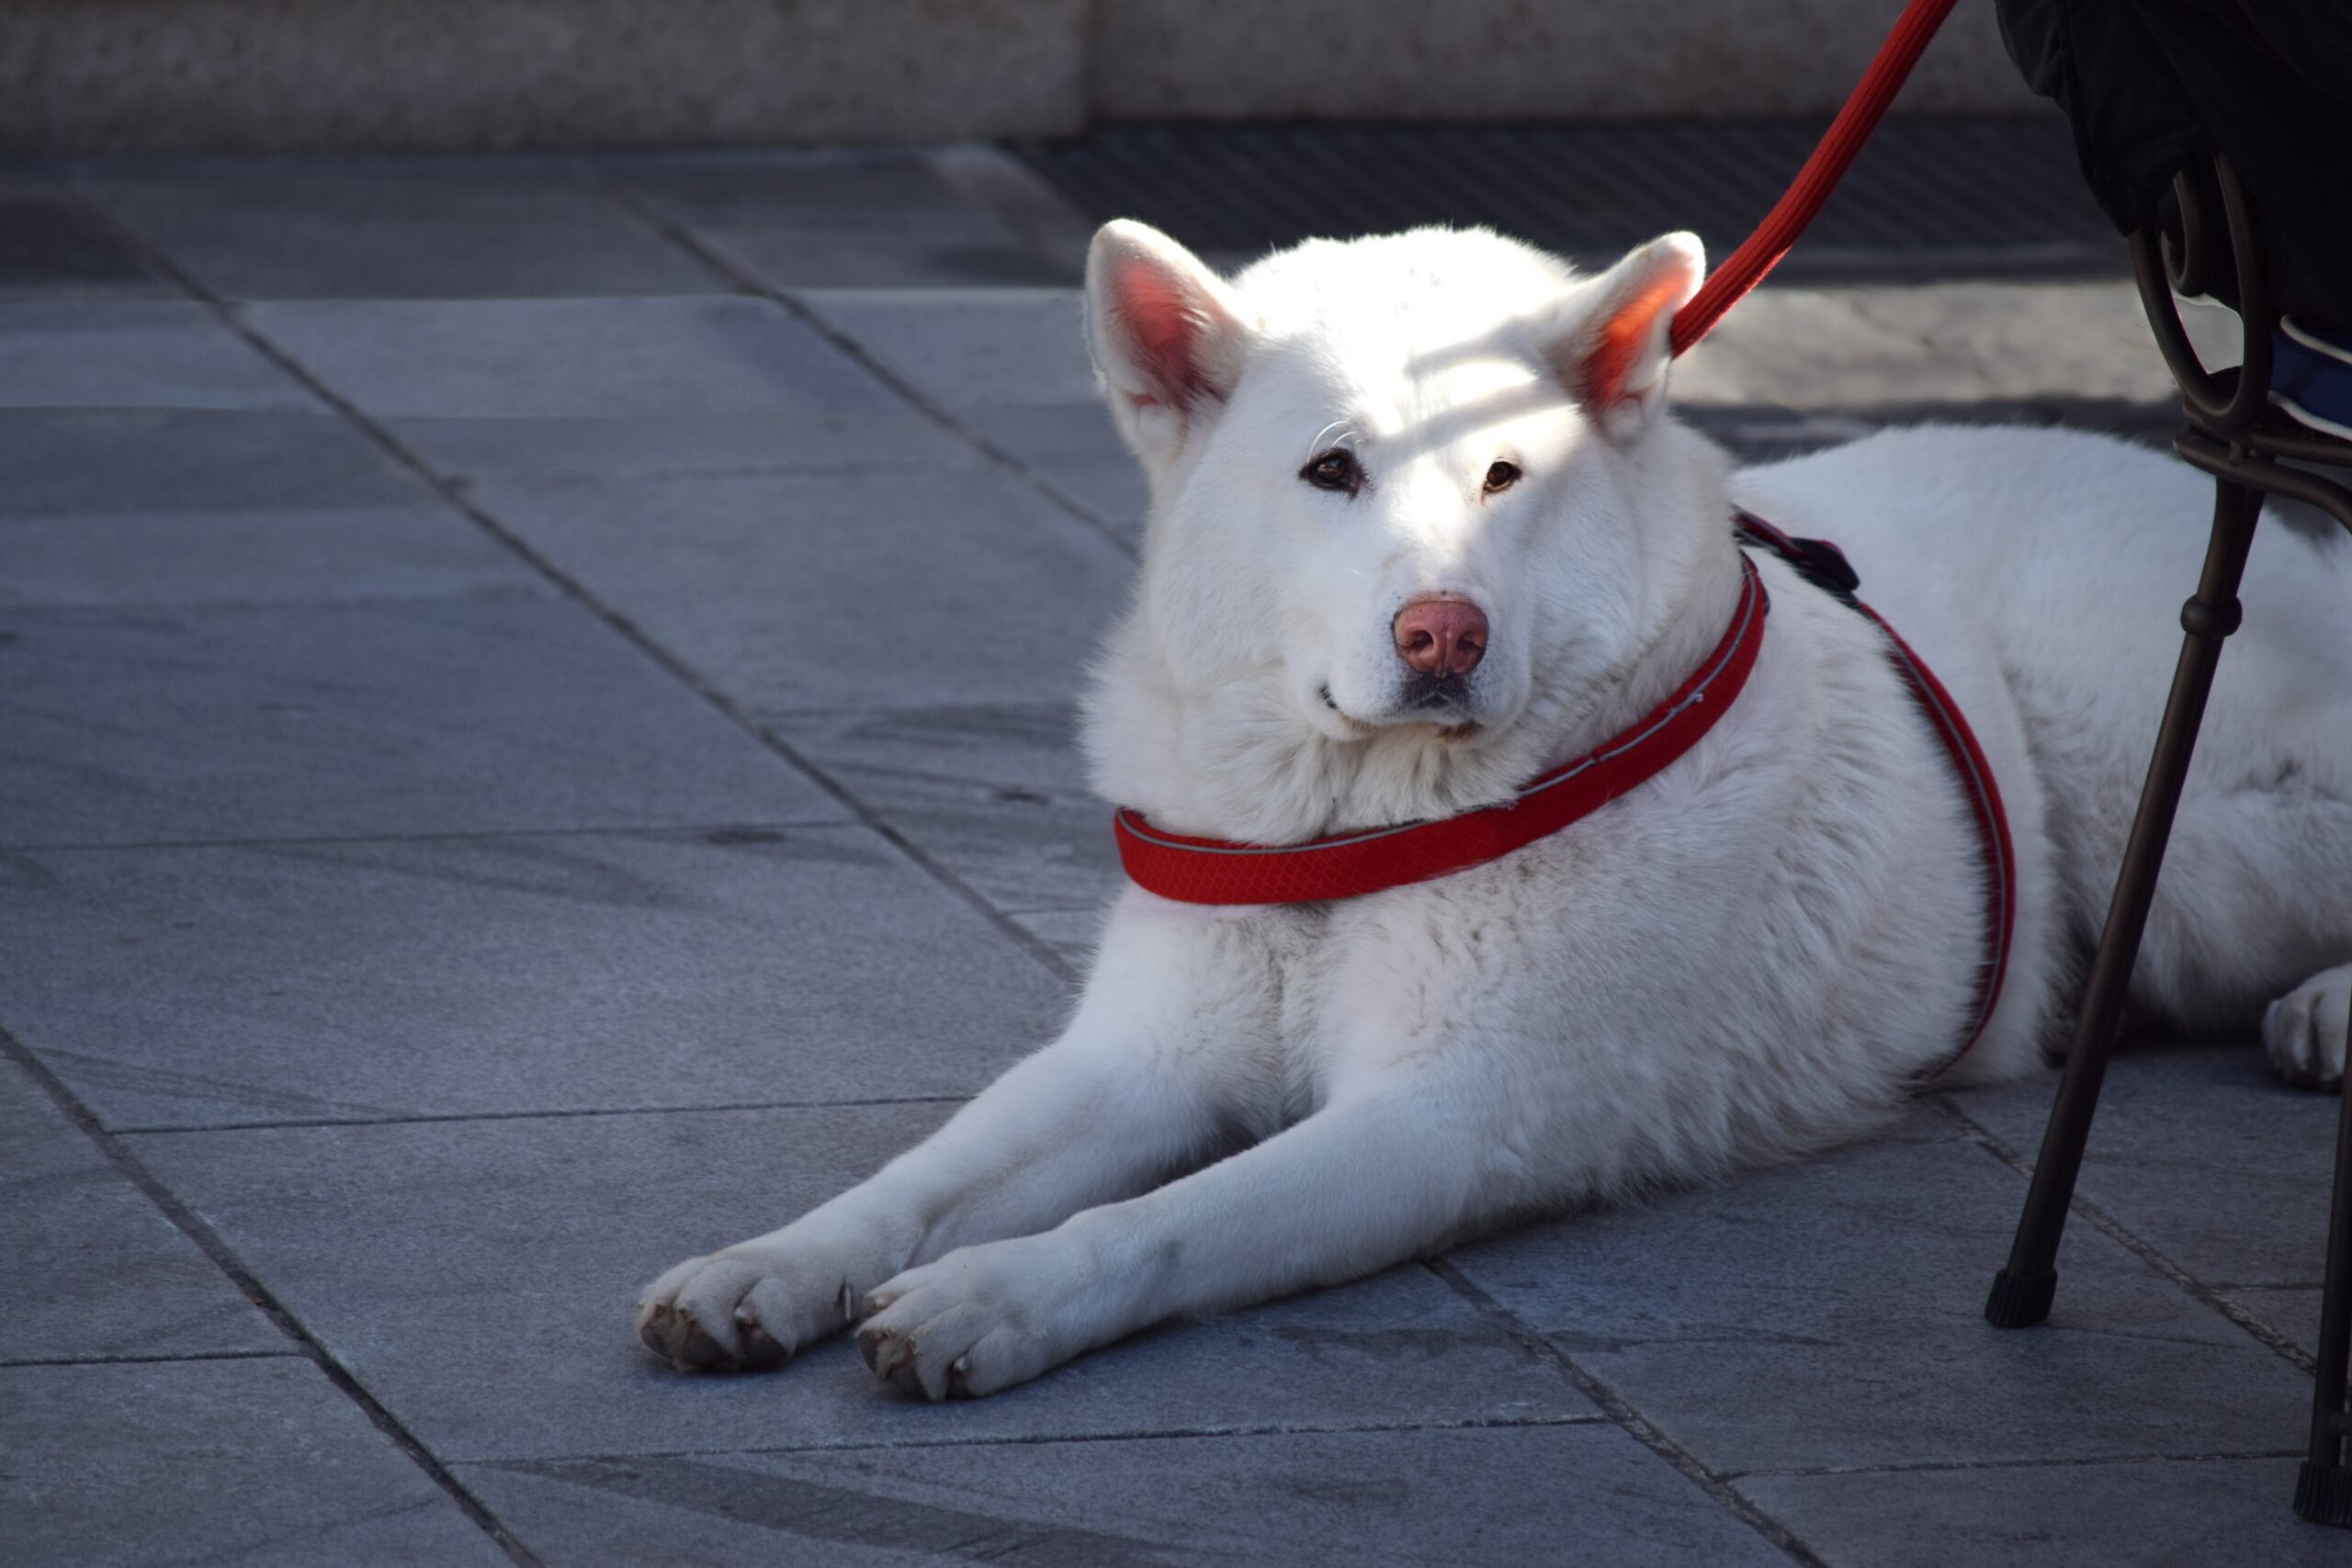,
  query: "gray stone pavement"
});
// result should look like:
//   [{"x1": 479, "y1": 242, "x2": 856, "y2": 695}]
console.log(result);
[{"x1": 0, "y1": 140, "x2": 2340, "y2": 1565}]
